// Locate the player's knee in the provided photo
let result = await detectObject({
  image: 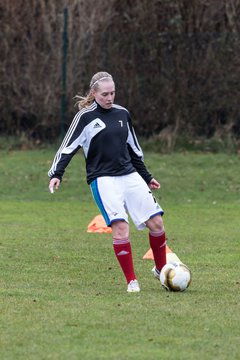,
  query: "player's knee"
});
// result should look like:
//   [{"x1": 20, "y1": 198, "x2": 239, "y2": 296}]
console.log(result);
[
  {"x1": 111, "y1": 220, "x2": 129, "y2": 239},
  {"x1": 146, "y1": 215, "x2": 164, "y2": 232}
]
